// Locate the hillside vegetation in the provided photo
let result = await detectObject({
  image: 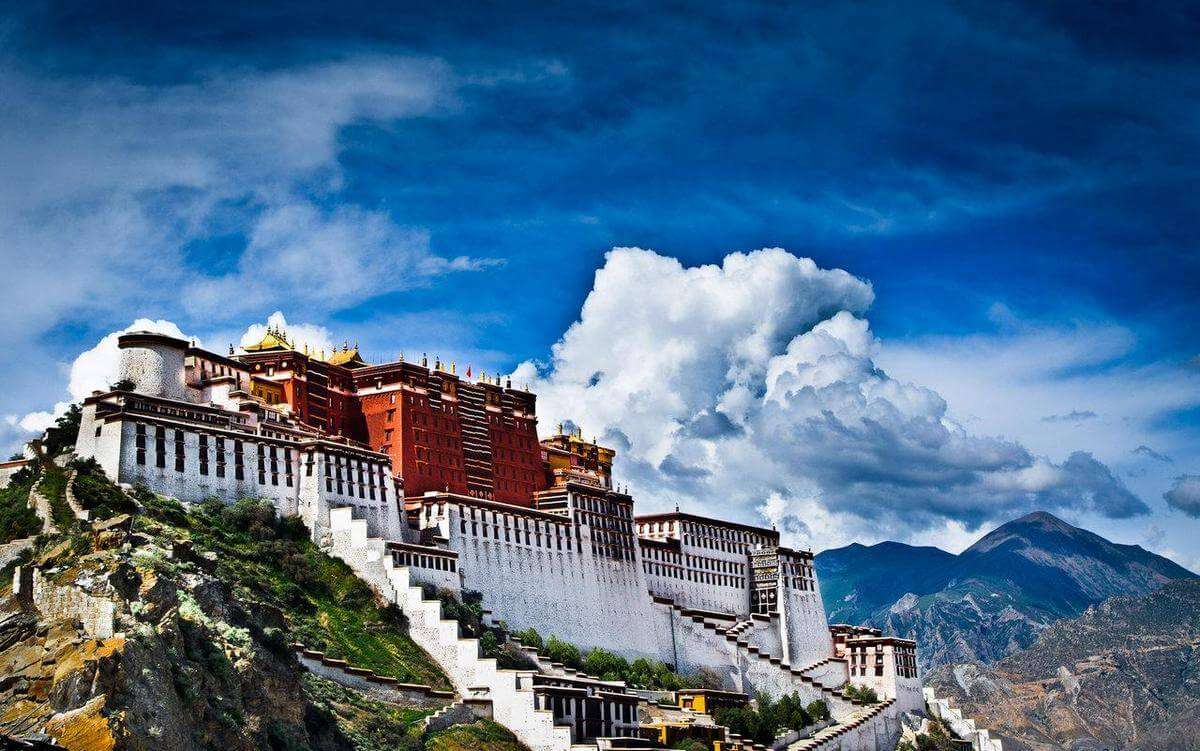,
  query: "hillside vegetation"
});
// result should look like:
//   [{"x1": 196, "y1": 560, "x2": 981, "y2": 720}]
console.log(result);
[{"x1": 0, "y1": 461, "x2": 500, "y2": 751}]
